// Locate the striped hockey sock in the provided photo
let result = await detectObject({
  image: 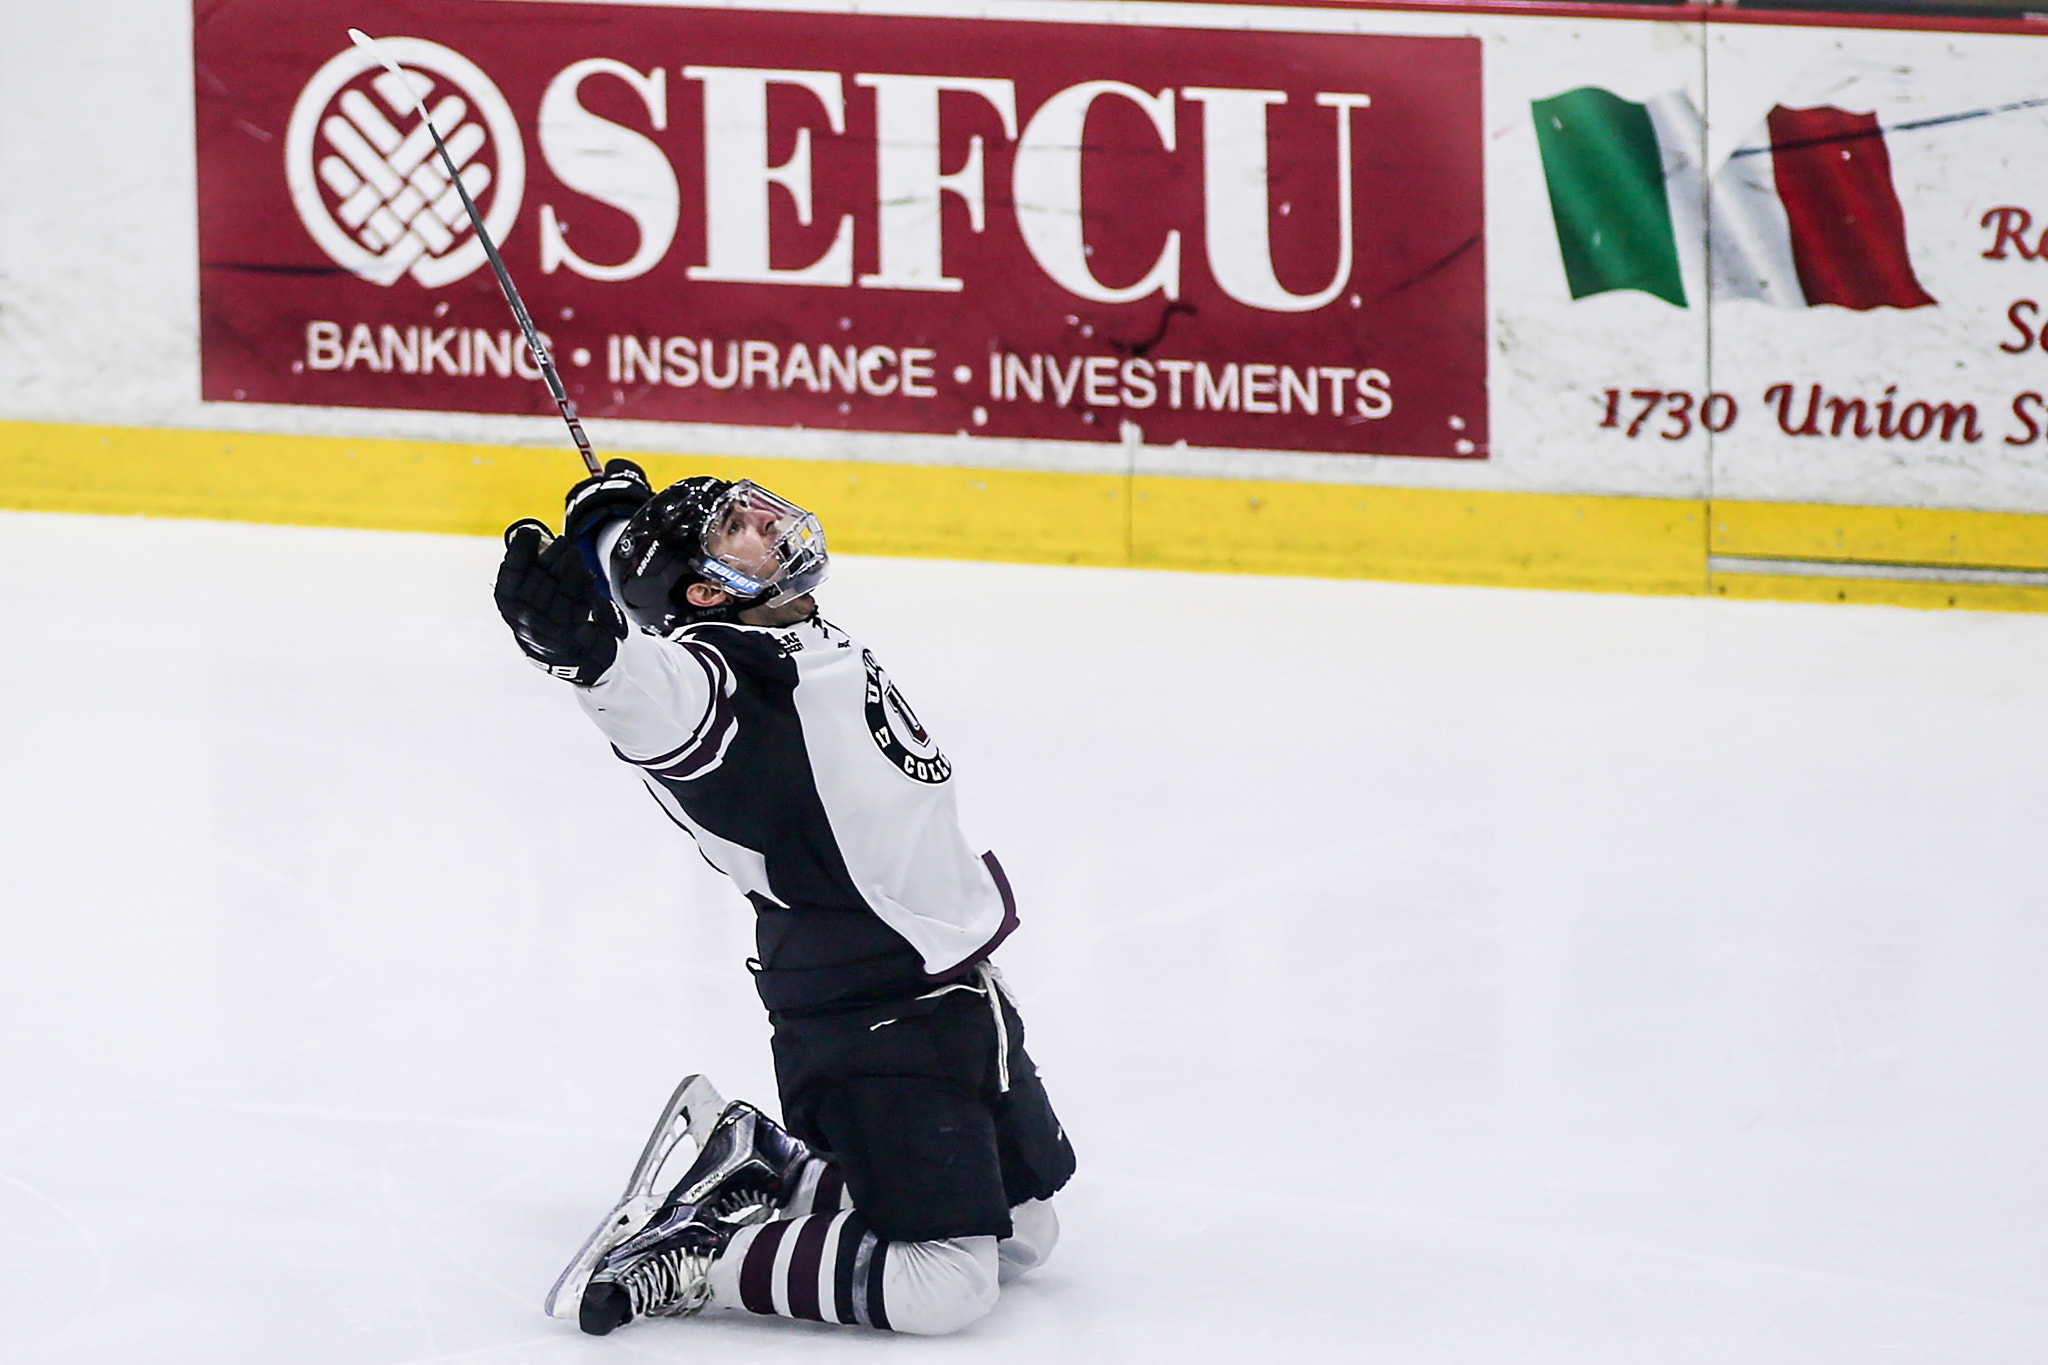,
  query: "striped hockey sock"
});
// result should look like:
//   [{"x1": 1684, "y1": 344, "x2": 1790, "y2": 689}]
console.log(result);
[
  {"x1": 775, "y1": 1156, "x2": 853, "y2": 1219},
  {"x1": 712, "y1": 1211, "x2": 892, "y2": 1328}
]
